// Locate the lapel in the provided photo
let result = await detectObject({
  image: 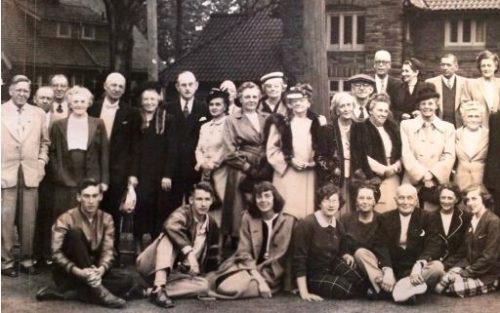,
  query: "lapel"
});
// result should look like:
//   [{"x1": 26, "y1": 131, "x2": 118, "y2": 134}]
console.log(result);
[
  {"x1": 473, "y1": 210, "x2": 491, "y2": 237},
  {"x1": 476, "y1": 78, "x2": 489, "y2": 107},
  {"x1": 435, "y1": 77, "x2": 444, "y2": 115},
  {"x1": 455, "y1": 76, "x2": 465, "y2": 110},
  {"x1": 237, "y1": 111, "x2": 264, "y2": 142},
  {"x1": 248, "y1": 216, "x2": 264, "y2": 258},
  {"x1": 87, "y1": 117, "x2": 97, "y2": 147},
  {"x1": 20, "y1": 105, "x2": 36, "y2": 142},
  {"x1": 447, "y1": 209, "x2": 464, "y2": 239},
  {"x1": 388, "y1": 211, "x2": 402, "y2": 245},
  {"x1": 407, "y1": 209, "x2": 423, "y2": 243},
  {"x1": 2, "y1": 101, "x2": 23, "y2": 142},
  {"x1": 58, "y1": 118, "x2": 69, "y2": 148},
  {"x1": 110, "y1": 105, "x2": 127, "y2": 141}
]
